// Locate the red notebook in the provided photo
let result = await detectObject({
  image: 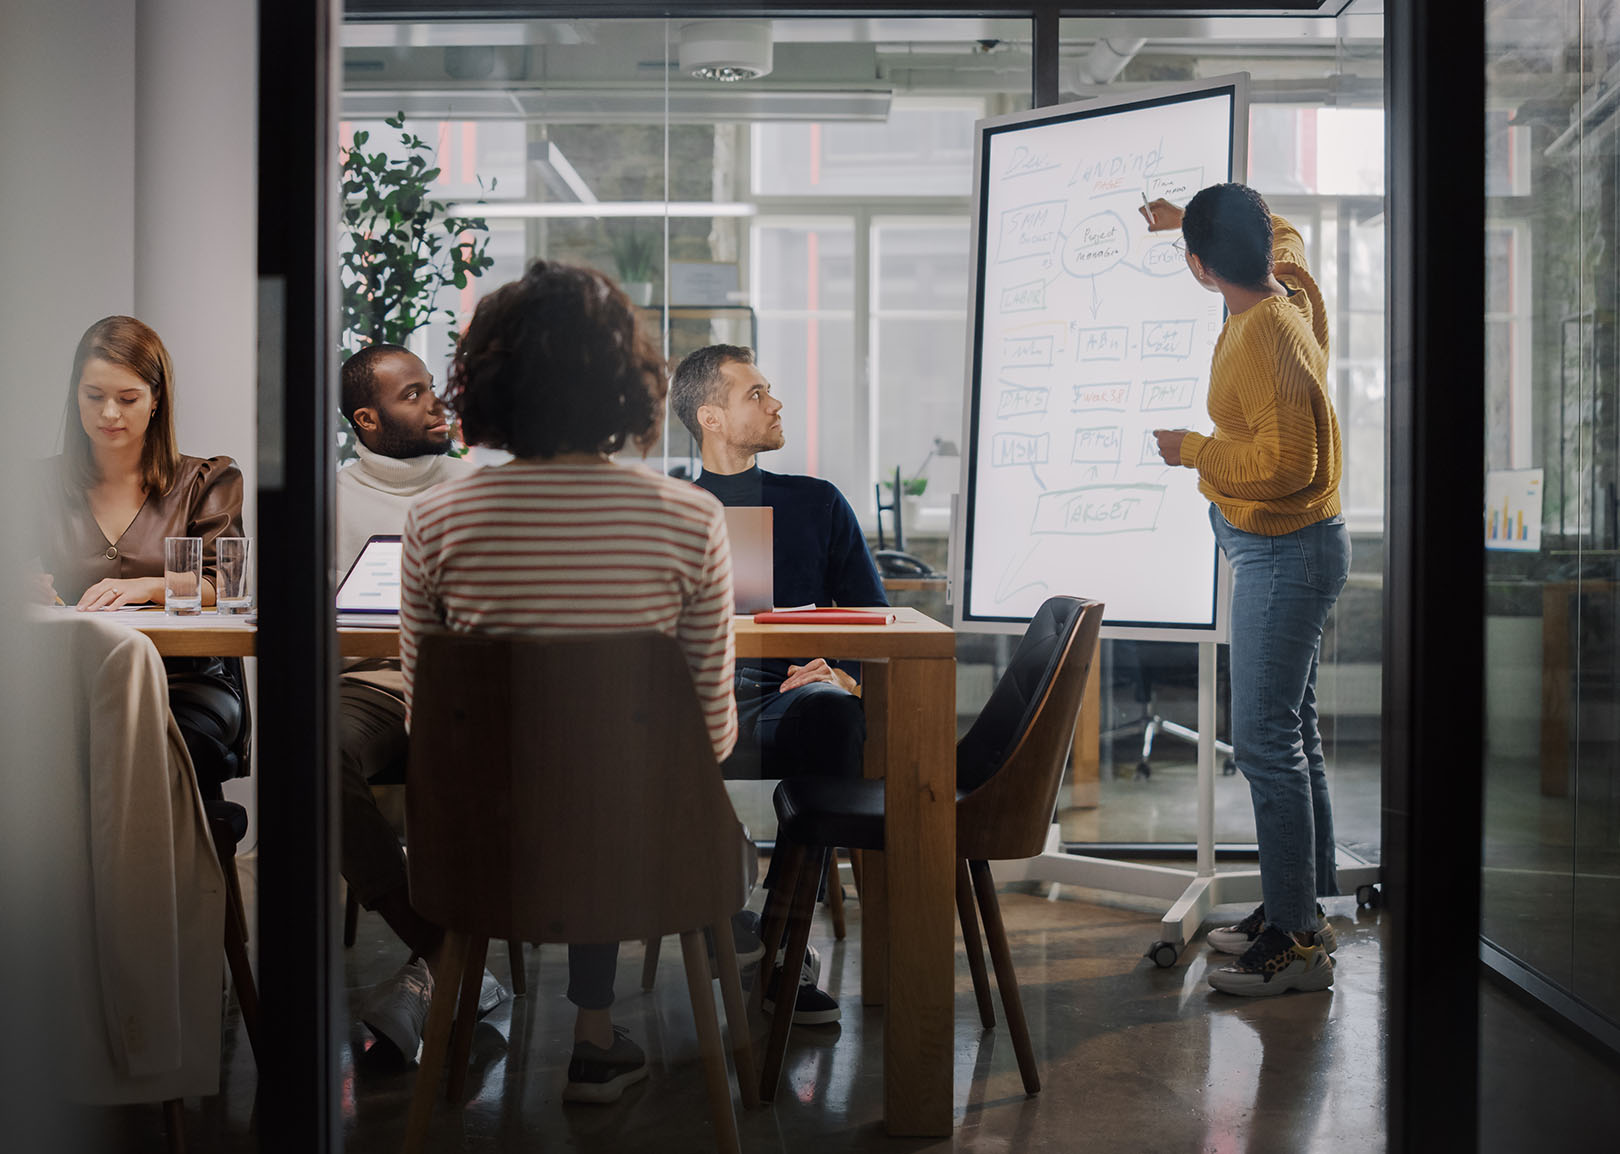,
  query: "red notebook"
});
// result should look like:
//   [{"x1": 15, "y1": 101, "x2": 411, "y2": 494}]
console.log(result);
[{"x1": 752, "y1": 608, "x2": 897, "y2": 626}]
